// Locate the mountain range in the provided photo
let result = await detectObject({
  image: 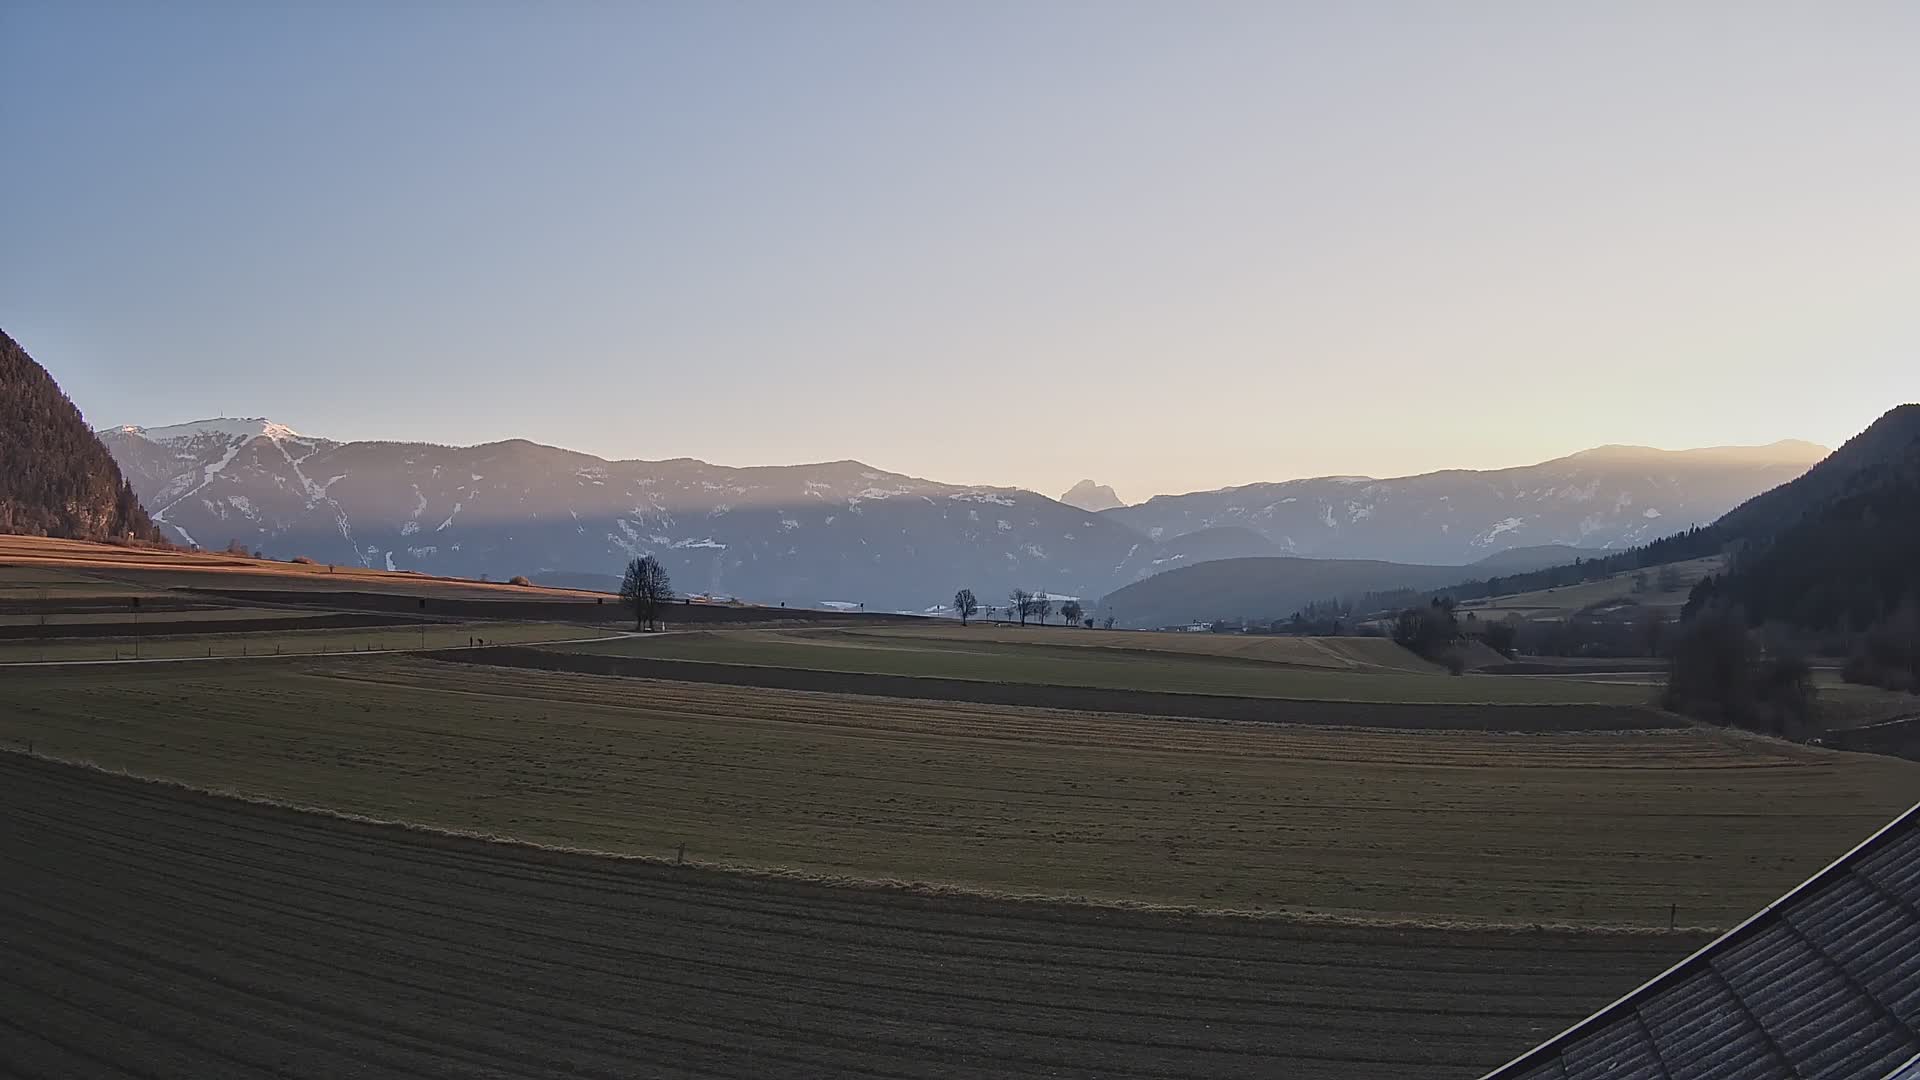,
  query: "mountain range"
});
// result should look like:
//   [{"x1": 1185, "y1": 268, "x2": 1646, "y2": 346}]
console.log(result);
[
  {"x1": 99, "y1": 417, "x2": 1825, "y2": 610},
  {"x1": 1104, "y1": 441, "x2": 1827, "y2": 565}
]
